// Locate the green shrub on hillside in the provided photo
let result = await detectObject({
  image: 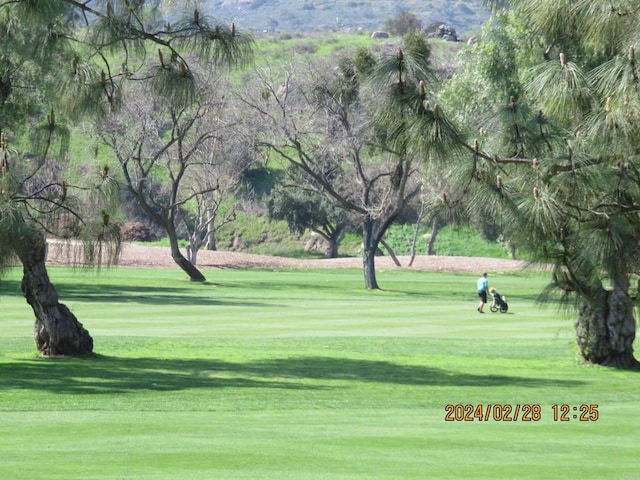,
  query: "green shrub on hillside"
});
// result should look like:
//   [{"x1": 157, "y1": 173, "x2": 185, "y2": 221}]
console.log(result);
[{"x1": 383, "y1": 224, "x2": 510, "y2": 259}]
